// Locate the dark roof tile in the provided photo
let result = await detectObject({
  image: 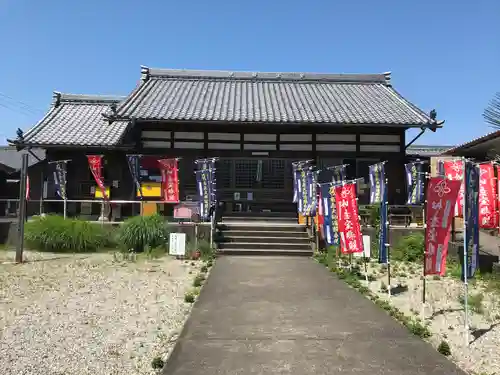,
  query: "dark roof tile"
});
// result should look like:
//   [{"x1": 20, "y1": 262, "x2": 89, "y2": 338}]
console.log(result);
[
  {"x1": 22, "y1": 93, "x2": 127, "y2": 146},
  {"x1": 113, "y1": 67, "x2": 438, "y2": 127}
]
